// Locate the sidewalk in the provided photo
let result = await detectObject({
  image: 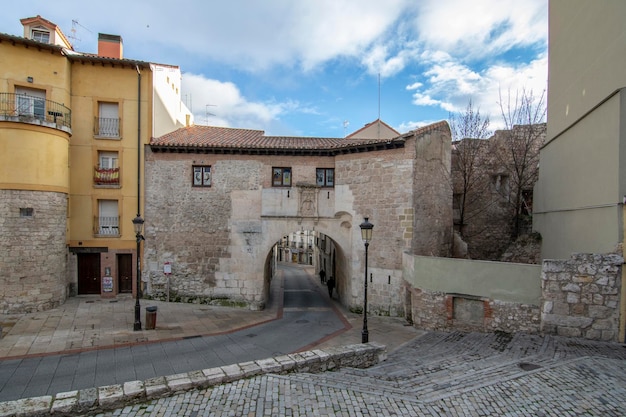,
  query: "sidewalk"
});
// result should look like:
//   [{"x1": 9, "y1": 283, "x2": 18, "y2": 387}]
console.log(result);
[{"x1": 0, "y1": 265, "x2": 419, "y2": 360}]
